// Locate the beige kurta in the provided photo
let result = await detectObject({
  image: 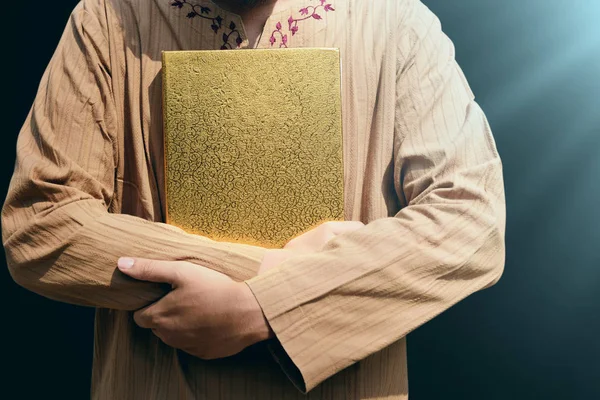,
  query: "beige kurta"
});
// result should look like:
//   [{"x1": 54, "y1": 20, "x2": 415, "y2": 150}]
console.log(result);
[{"x1": 1, "y1": 0, "x2": 506, "y2": 398}]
